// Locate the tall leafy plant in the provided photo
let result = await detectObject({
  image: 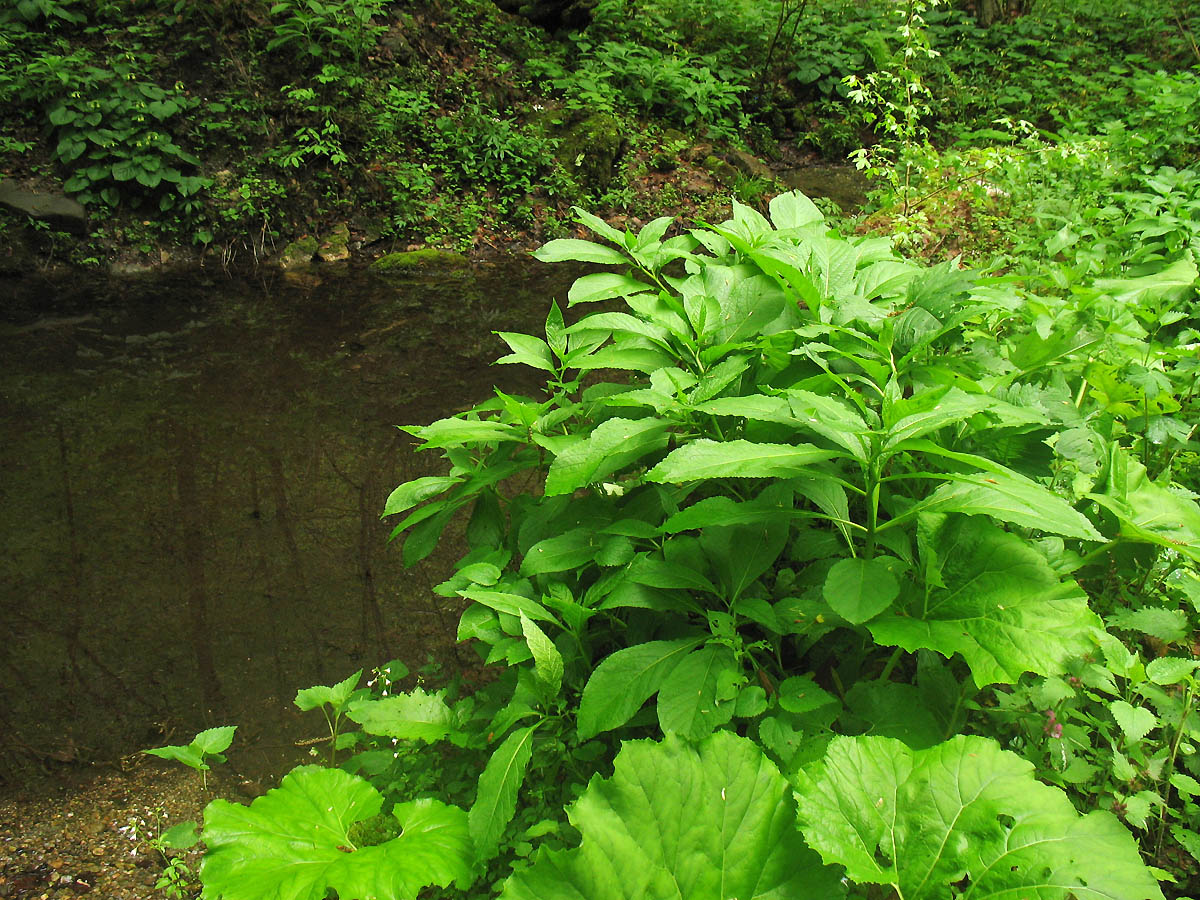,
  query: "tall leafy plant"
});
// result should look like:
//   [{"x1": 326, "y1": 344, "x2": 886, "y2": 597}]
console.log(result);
[{"x1": 193, "y1": 191, "x2": 1187, "y2": 897}]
